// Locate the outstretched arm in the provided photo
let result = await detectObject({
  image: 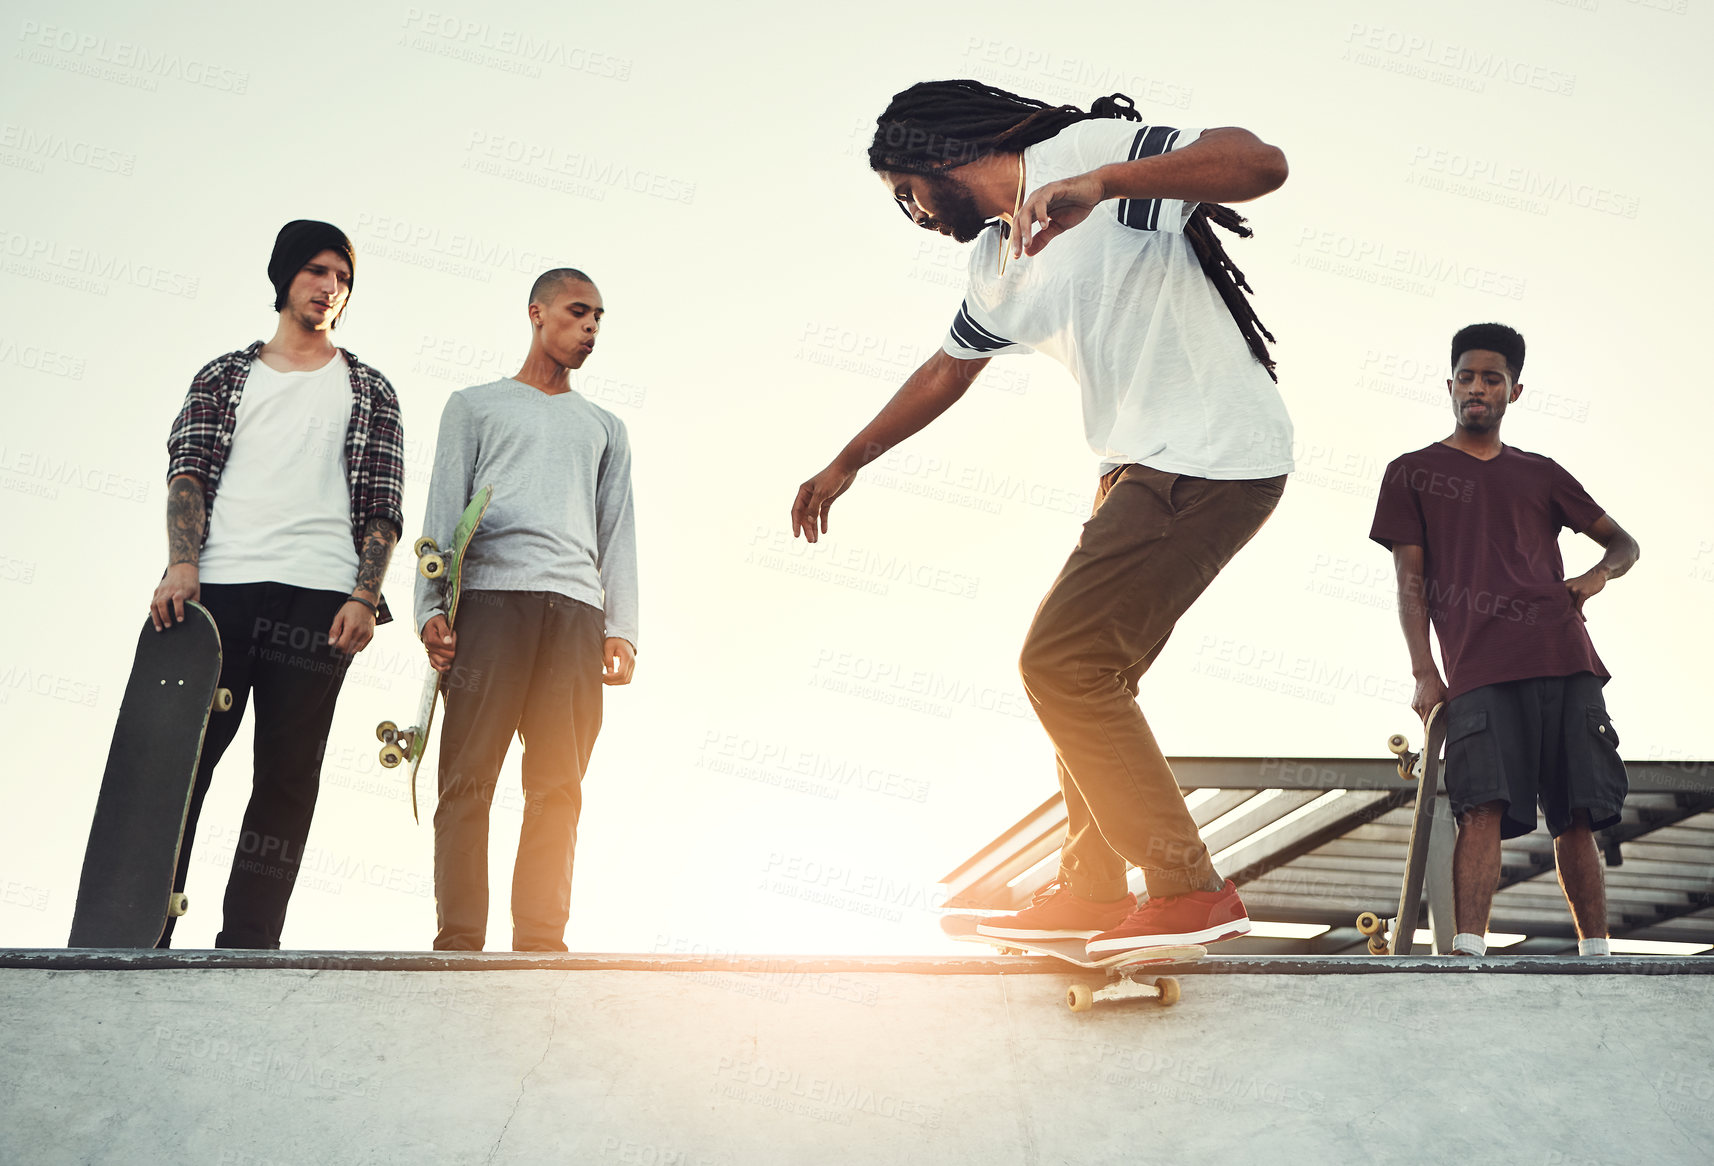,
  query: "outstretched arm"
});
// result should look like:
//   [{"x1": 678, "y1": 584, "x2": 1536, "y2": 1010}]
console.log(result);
[
  {"x1": 1015, "y1": 127, "x2": 1288, "y2": 256},
  {"x1": 1391, "y1": 543, "x2": 1446, "y2": 725},
  {"x1": 1565, "y1": 514, "x2": 1639, "y2": 617},
  {"x1": 791, "y1": 349, "x2": 988, "y2": 542}
]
